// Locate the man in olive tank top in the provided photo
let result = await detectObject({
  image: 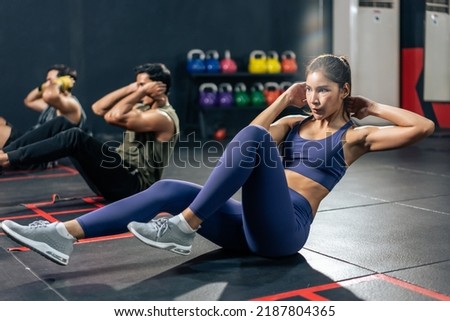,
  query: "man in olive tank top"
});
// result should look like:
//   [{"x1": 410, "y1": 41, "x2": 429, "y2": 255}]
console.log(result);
[{"x1": 0, "y1": 63, "x2": 180, "y2": 201}]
